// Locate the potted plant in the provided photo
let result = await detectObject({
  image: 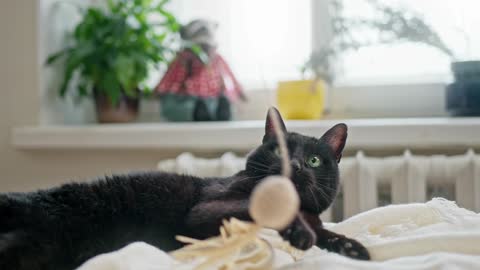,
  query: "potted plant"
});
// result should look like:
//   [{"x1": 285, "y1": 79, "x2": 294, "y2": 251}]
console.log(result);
[
  {"x1": 47, "y1": 0, "x2": 180, "y2": 123},
  {"x1": 278, "y1": 0, "x2": 453, "y2": 120}
]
